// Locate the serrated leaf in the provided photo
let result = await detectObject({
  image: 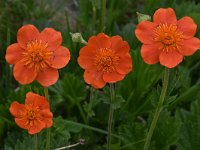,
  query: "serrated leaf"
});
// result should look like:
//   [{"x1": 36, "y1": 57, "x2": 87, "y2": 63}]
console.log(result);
[
  {"x1": 152, "y1": 111, "x2": 181, "y2": 149},
  {"x1": 176, "y1": 100, "x2": 200, "y2": 150},
  {"x1": 111, "y1": 94, "x2": 125, "y2": 110}
]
